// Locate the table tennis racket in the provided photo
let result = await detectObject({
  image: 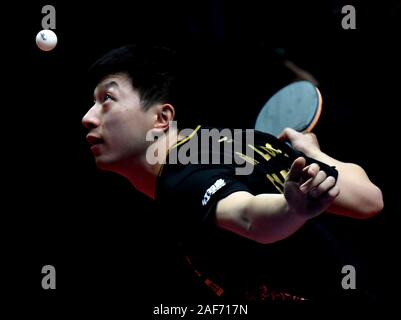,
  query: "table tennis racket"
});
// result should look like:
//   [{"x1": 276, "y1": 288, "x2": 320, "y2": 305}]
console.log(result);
[{"x1": 255, "y1": 81, "x2": 322, "y2": 137}]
